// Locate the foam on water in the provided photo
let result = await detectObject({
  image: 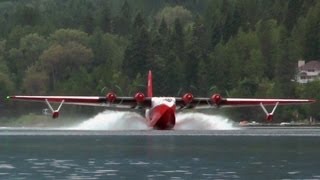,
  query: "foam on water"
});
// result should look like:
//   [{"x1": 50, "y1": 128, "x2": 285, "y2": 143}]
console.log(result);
[{"x1": 71, "y1": 110, "x2": 235, "y2": 130}]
